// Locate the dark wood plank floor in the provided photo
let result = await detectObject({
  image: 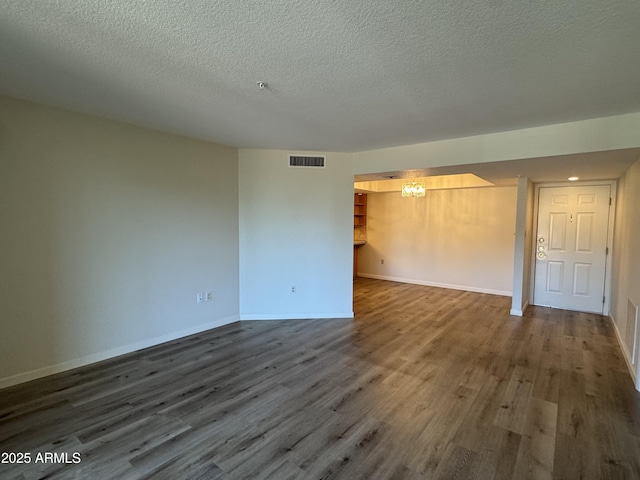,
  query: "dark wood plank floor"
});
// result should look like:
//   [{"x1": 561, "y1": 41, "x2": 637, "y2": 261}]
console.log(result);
[{"x1": 1, "y1": 277, "x2": 639, "y2": 479}]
